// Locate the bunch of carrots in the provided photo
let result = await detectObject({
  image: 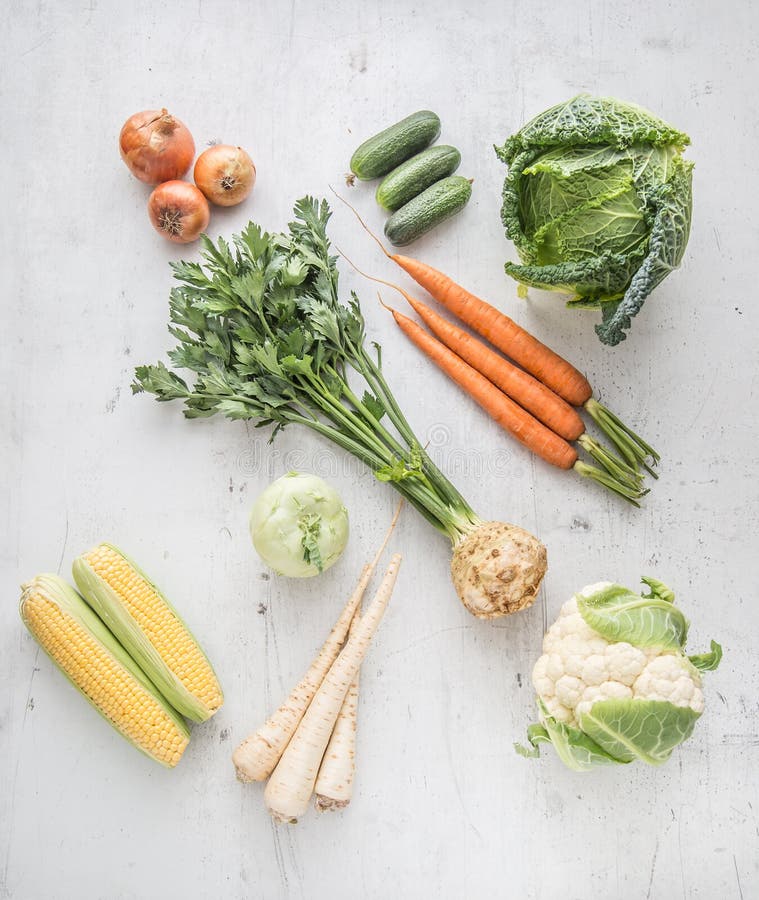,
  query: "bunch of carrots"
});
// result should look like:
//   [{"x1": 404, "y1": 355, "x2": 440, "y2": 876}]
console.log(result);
[
  {"x1": 233, "y1": 508, "x2": 401, "y2": 823},
  {"x1": 336, "y1": 194, "x2": 659, "y2": 505}
]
